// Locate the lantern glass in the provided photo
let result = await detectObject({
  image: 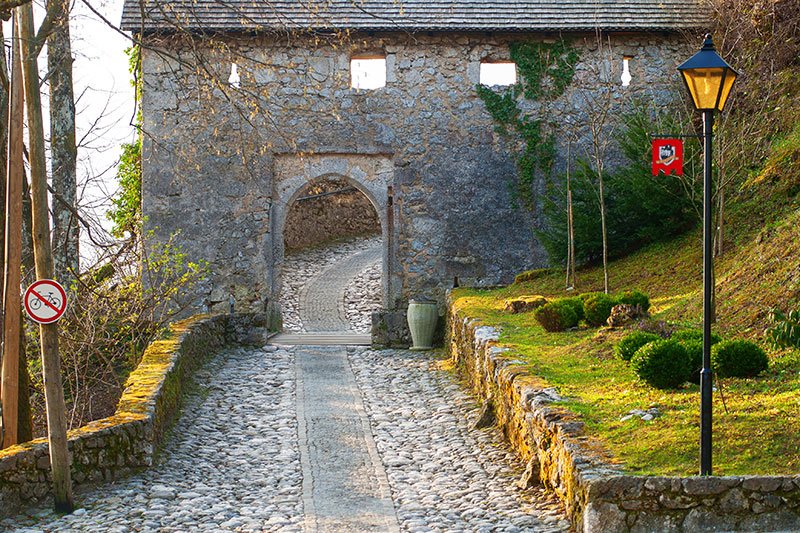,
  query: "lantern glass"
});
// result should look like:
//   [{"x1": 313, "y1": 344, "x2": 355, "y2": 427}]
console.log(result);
[{"x1": 681, "y1": 67, "x2": 737, "y2": 111}]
